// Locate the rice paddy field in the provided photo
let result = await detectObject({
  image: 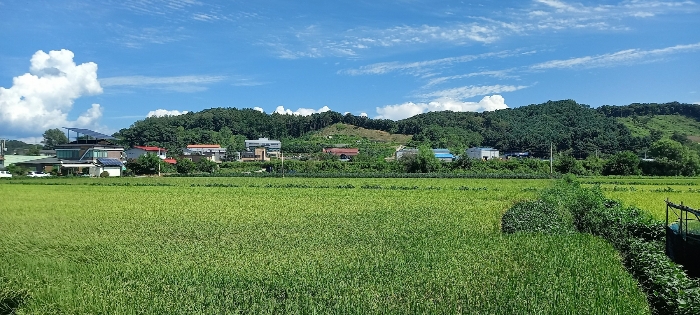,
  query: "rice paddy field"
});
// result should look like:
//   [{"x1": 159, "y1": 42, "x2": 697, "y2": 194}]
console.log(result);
[
  {"x1": 580, "y1": 177, "x2": 700, "y2": 221},
  {"x1": 0, "y1": 177, "x2": 656, "y2": 314}
]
